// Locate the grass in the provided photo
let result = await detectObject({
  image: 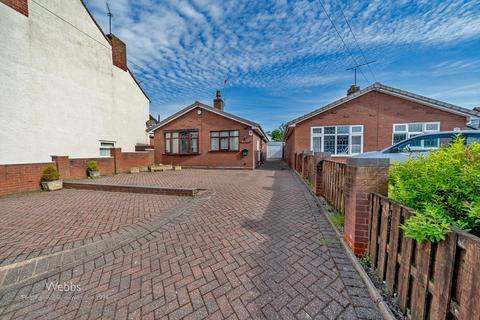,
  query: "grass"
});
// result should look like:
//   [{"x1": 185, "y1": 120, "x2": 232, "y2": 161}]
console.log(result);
[
  {"x1": 304, "y1": 178, "x2": 313, "y2": 188},
  {"x1": 330, "y1": 214, "x2": 345, "y2": 226}
]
